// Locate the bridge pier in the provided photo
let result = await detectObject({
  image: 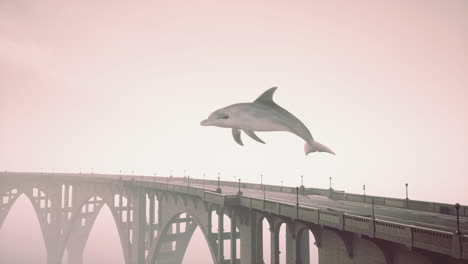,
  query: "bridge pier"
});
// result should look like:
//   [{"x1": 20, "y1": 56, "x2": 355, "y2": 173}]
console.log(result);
[
  {"x1": 217, "y1": 209, "x2": 225, "y2": 263},
  {"x1": 230, "y1": 213, "x2": 237, "y2": 263},
  {"x1": 65, "y1": 241, "x2": 85, "y2": 264},
  {"x1": 255, "y1": 217, "x2": 264, "y2": 263},
  {"x1": 270, "y1": 222, "x2": 281, "y2": 264}
]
